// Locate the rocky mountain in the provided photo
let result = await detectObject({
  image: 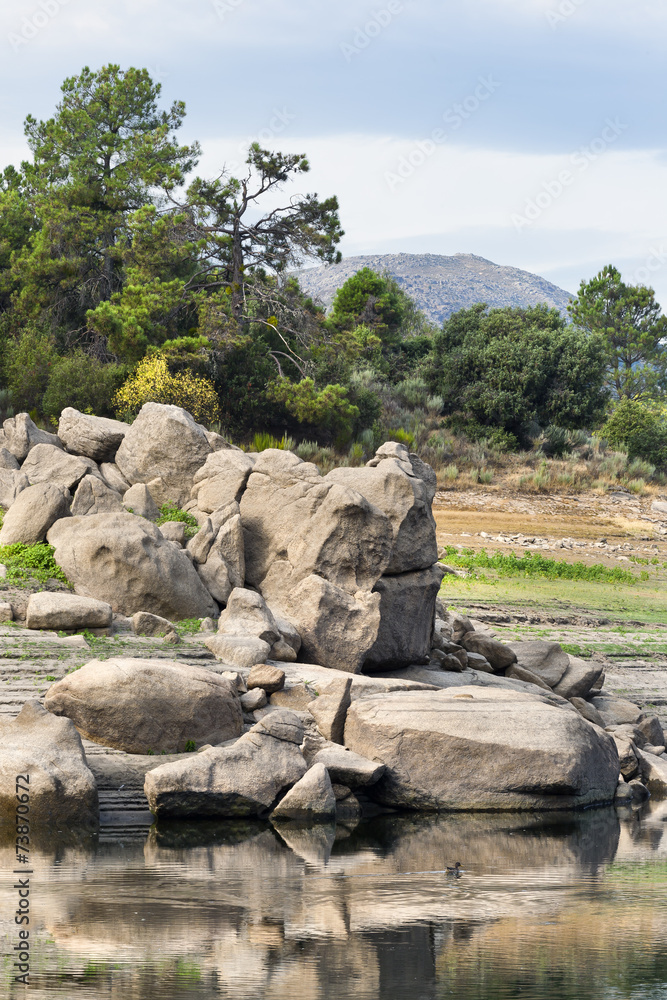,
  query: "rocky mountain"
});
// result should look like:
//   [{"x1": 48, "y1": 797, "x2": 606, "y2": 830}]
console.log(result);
[{"x1": 295, "y1": 253, "x2": 573, "y2": 326}]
